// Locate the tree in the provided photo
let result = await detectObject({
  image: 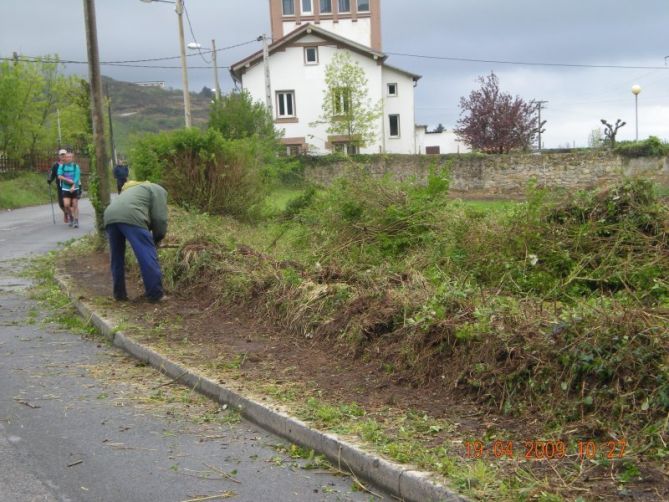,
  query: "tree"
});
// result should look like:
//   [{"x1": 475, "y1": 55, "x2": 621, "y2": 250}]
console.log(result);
[
  {"x1": 208, "y1": 90, "x2": 279, "y2": 144},
  {"x1": 455, "y1": 72, "x2": 539, "y2": 154},
  {"x1": 0, "y1": 56, "x2": 89, "y2": 159},
  {"x1": 588, "y1": 128, "x2": 604, "y2": 149},
  {"x1": 312, "y1": 51, "x2": 381, "y2": 152},
  {"x1": 199, "y1": 86, "x2": 214, "y2": 99},
  {"x1": 600, "y1": 119, "x2": 626, "y2": 148}
]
